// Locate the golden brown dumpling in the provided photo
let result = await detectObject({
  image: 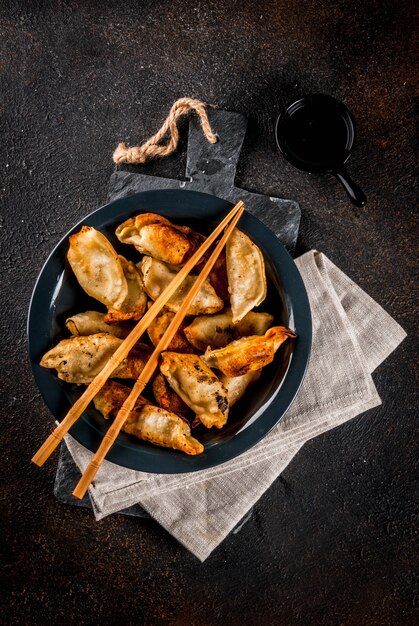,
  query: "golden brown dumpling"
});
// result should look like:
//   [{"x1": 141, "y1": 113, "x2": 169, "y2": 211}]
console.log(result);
[
  {"x1": 65, "y1": 311, "x2": 131, "y2": 339},
  {"x1": 140, "y1": 256, "x2": 224, "y2": 316},
  {"x1": 115, "y1": 212, "x2": 204, "y2": 265},
  {"x1": 226, "y1": 228, "x2": 267, "y2": 322},
  {"x1": 40, "y1": 333, "x2": 151, "y2": 384},
  {"x1": 152, "y1": 373, "x2": 191, "y2": 420},
  {"x1": 93, "y1": 381, "x2": 203, "y2": 455},
  {"x1": 184, "y1": 309, "x2": 274, "y2": 351},
  {"x1": 92, "y1": 380, "x2": 149, "y2": 418},
  {"x1": 160, "y1": 352, "x2": 229, "y2": 429},
  {"x1": 67, "y1": 226, "x2": 128, "y2": 309},
  {"x1": 104, "y1": 256, "x2": 147, "y2": 324},
  {"x1": 201, "y1": 326, "x2": 296, "y2": 377},
  {"x1": 208, "y1": 250, "x2": 229, "y2": 302},
  {"x1": 125, "y1": 406, "x2": 204, "y2": 455},
  {"x1": 147, "y1": 310, "x2": 195, "y2": 353},
  {"x1": 219, "y1": 370, "x2": 262, "y2": 406}
]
